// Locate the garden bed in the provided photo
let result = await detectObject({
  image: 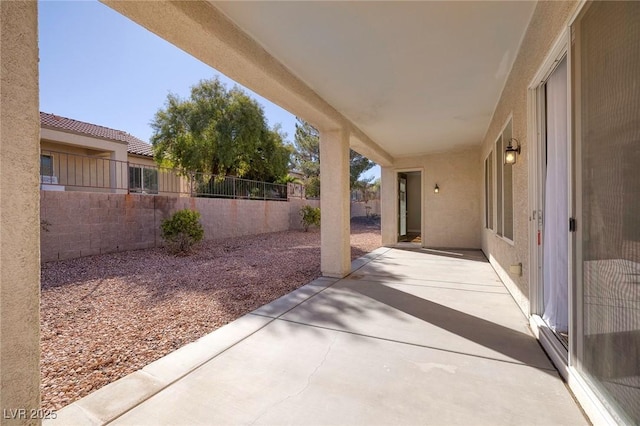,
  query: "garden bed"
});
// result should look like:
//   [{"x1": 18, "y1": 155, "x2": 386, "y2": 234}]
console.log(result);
[{"x1": 40, "y1": 217, "x2": 381, "y2": 410}]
